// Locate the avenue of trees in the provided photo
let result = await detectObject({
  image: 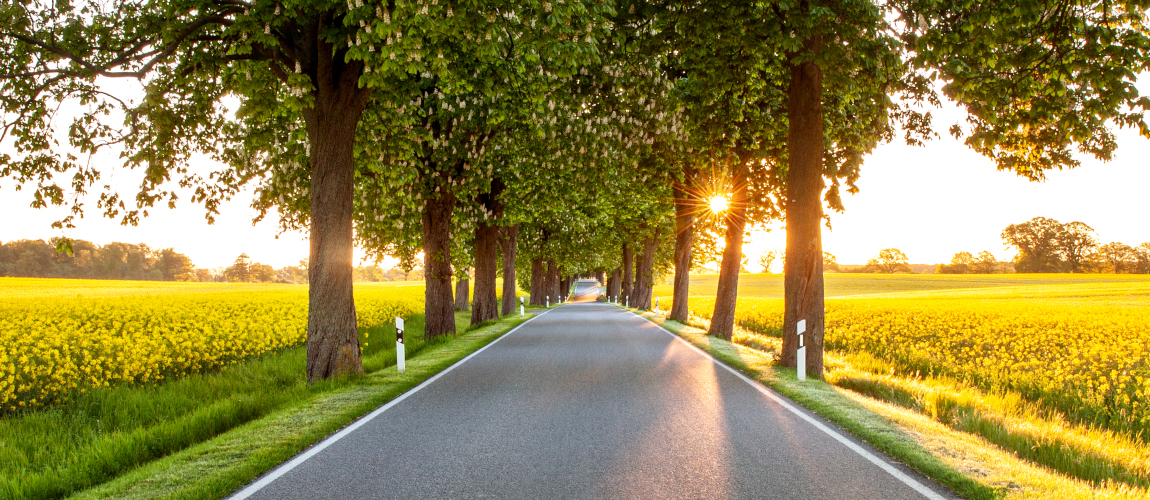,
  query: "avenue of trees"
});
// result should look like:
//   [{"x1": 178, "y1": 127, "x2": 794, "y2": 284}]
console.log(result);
[{"x1": 5, "y1": 0, "x2": 1150, "y2": 381}]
